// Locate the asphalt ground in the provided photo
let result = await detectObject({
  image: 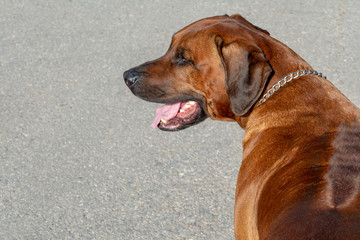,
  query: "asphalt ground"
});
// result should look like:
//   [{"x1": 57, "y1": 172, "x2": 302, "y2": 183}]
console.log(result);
[{"x1": 1, "y1": 1, "x2": 359, "y2": 239}]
